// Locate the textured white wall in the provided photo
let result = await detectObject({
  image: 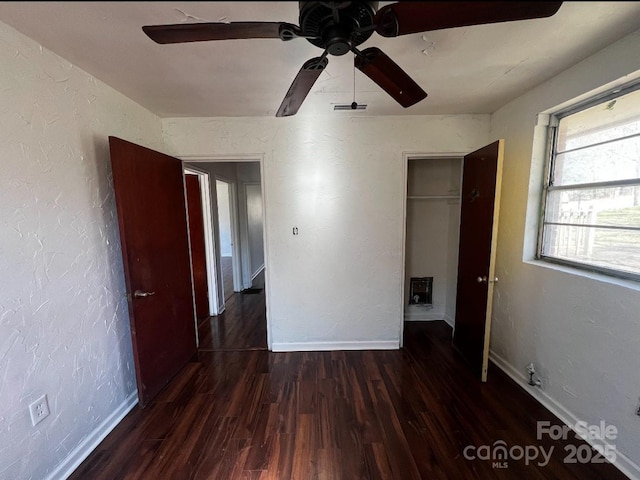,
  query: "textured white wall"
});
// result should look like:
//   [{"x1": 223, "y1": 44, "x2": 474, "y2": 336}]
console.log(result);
[
  {"x1": 163, "y1": 115, "x2": 490, "y2": 350},
  {"x1": 0, "y1": 22, "x2": 163, "y2": 480},
  {"x1": 489, "y1": 30, "x2": 640, "y2": 470}
]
